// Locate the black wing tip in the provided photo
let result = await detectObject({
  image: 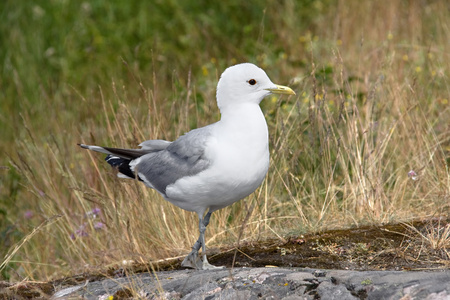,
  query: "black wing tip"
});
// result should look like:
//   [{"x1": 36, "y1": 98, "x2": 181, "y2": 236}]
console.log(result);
[
  {"x1": 105, "y1": 155, "x2": 123, "y2": 167},
  {"x1": 105, "y1": 155, "x2": 142, "y2": 181}
]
